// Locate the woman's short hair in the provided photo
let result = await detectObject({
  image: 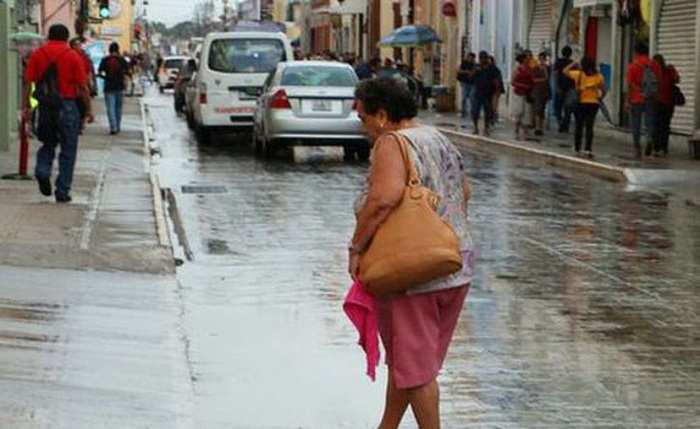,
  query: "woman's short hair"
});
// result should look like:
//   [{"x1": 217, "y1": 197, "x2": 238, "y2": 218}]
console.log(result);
[
  {"x1": 354, "y1": 78, "x2": 418, "y2": 123},
  {"x1": 581, "y1": 57, "x2": 597, "y2": 74},
  {"x1": 653, "y1": 54, "x2": 666, "y2": 68}
]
